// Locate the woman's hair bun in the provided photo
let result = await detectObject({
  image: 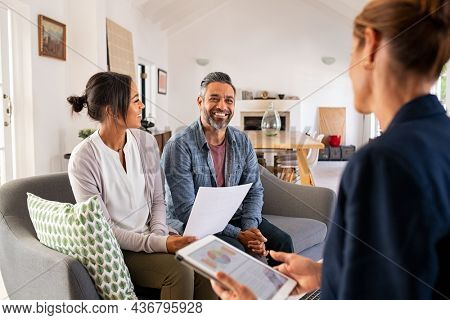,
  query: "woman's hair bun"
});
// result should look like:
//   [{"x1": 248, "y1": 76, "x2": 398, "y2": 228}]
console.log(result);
[
  {"x1": 67, "y1": 95, "x2": 87, "y2": 113},
  {"x1": 419, "y1": 0, "x2": 450, "y2": 27}
]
